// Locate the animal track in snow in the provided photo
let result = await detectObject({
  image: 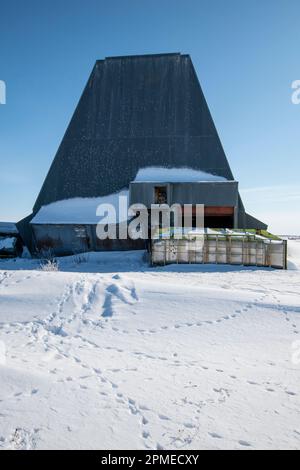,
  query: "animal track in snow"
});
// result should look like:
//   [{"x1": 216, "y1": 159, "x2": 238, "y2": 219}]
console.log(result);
[
  {"x1": 286, "y1": 390, "x2": 297, "y2": 397},
  {"x1": 209, "y1": 432, "x2": 223, "y2": 439},
  {"x1": 0, "y1": 271, "x2": 42, "y2": 291},
  {"x1": 136, "y1": 305, "x2": 250, "y2": 335},
  {"x1": 238, "y1": 440, "x2": 252, "y2": 448}
]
